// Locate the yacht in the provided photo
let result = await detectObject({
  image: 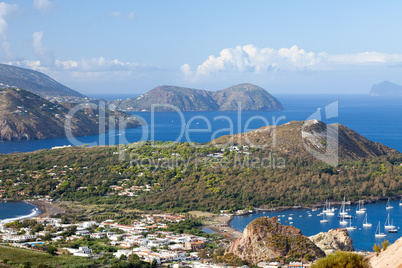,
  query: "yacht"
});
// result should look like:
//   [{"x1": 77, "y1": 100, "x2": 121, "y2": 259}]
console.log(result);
[
  {"x1": 384, "y1": 214, "x2": 396, "y2": 229},
  {"x1": 386, "y1": 198, "x2": 393, "y2": 210},
  {"x1": 339, "y1": 196, "x2": 348, "y2": 216},
  {"x1": 362, "y1": 214, "x2": 372, "y2": 227},
  {"x1": 388, "y1": 228, "x2": 398, "y2": 233},
  {"x1": 375, "y1": 221, "x2": 386, "y2": 238},
  {"x1": 339, "y1": 214, "x2": 348, "y2": 225},
  {"x1": 346, "y1": 218, "x2": 357, "y2": 231},
  {"x1": 320, "y1": 213, "x2": 329, "y2": 223},
  {"x1": 356, "y1": 200, "x2": 366, "y2": 214},
  {"x1": 399, "y1": 196, "x2": 402, "y2": 206}
]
